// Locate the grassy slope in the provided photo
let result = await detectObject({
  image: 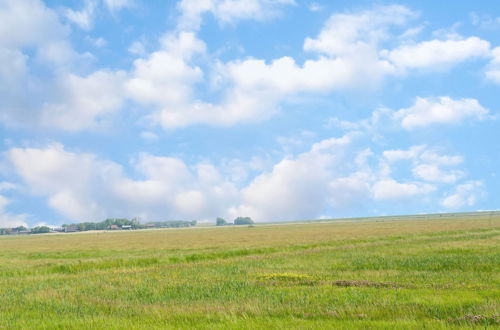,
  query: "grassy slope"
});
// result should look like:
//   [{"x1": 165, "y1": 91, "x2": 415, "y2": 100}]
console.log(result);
[{"x1": 0, "y1": 217, "x2": 498, "y2": 329}]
